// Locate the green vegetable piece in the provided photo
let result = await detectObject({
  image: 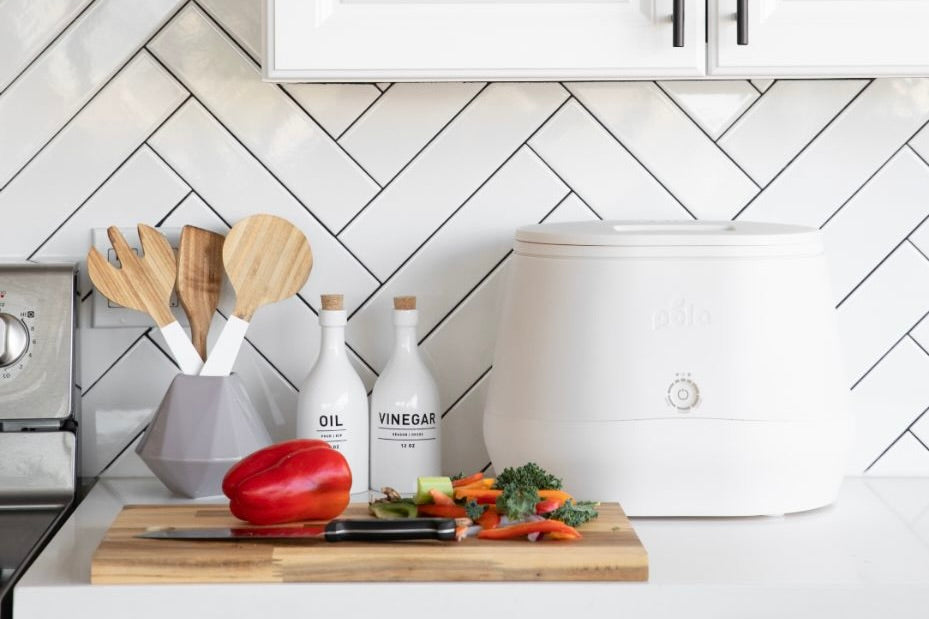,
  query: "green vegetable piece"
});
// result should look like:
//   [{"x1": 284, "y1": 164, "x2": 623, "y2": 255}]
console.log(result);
[
  {"x1": 545, "y1": 500, "x2": 599, "y2": 528},
  {"x1": 464, "y1": 499, "x2": 486, "y2": 521},
  {"x1": 450, "y1": 472, "x2": 465, "y2": 482},
  {"x1": 493, "y1": 462, "x2": 563, "y2": 491},
  {"x1": 495, "y1": 485, "x2": 541, "y2": 521},
  {"x1": 369, "y1": 501, "x2": 418, "y2": 519},
  {"x1": 414, "y1": 476, "x2": 454, "y2": 505}
]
